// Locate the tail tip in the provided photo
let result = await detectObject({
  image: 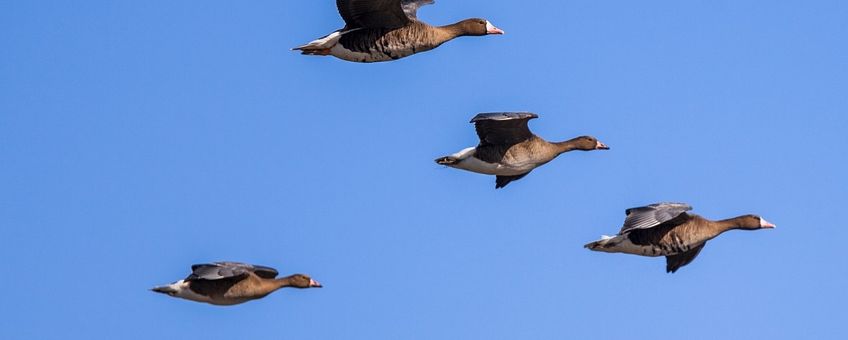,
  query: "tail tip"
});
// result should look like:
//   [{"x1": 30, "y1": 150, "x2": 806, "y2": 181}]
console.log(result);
[
  {"x1": 435, "y1": 156, "x2": 458, "y2": 165},
  {"x1": 585, "y1": 235, "x2": 614, "y2": 249}
]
